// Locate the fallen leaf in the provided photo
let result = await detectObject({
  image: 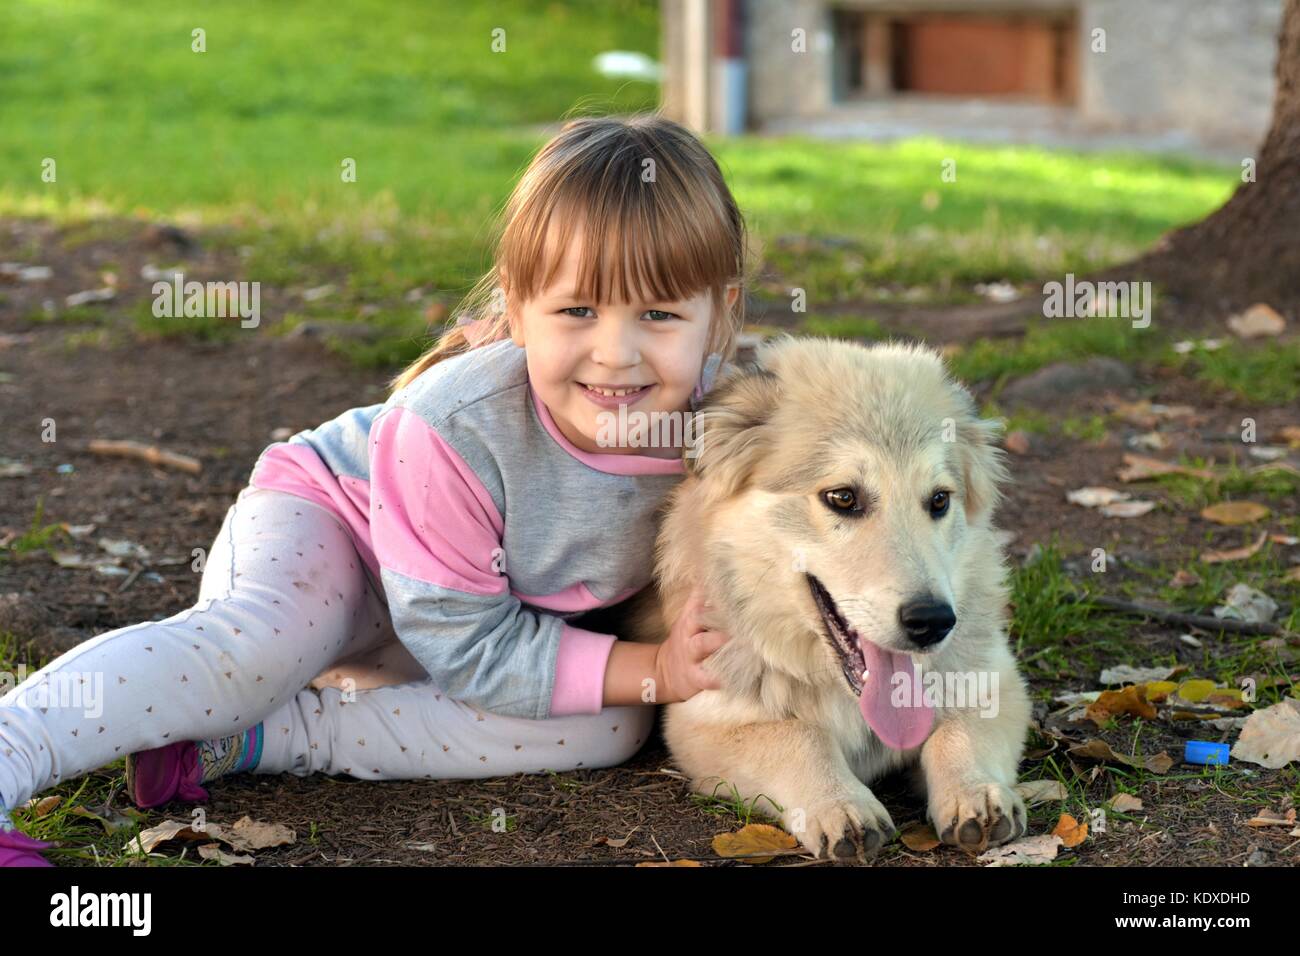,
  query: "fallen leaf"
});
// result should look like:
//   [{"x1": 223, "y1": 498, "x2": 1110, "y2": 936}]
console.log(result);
[
  {"x1": 1110, "y1": 400, "x2": 1195, "y2": 428},
  {"x1": 1051, "y1": 813, "x2": 1088, "y2": 847},
  {"x1": 1068, "y1": 739, "x2": 1174, "y2": 774},
  {"x1": 1067, "y1": 487, "x2": 1130, "y2": 508},
  {"x1": 1176, "y1": 679, "x2": 1218, "y2": 703},
  {"x1": 69, "y1": 803, "x2": 138, "y2": 834},
  {"x1": 132, "y1": 820, "x2": 210, "y2": 854},
  {"x1": 1226, "y1": 303, "x2": 1286, "y2": 339},
  {"x1": 1244, "y1": 808, "x2": 1297, "y2": 828},
  {"x1": 229, "y1": 815, "x2": 296, "y2": 850},
  {"x1": 977, "y1": 834, "x2": 1063, "y2": 866},
  {"x1": 1100, "y1": 665, "x2": 1175, "y2": 685},
  {"x1": 636, "y1": 860, "x2": 702, "y2": 866},
  {"x1": 1213, "y1": 583, "x2": 1278, "y2": 623},
  {"x1": 899, "y1": 821, "x2": 940, "y2": 851},
  {"x1": 21, "y1": 795, "x2": 62, "y2": 818},
  {"x1": 1117, "y1": 454, "x2": 1215, "y2": 483},
  {"x1": 1109, "y1": 793, "x2": 1144, "y2": 813},
  {"x1": 1015, "y1": 780, "x2": 1068, "y2": 805},
  {"x1": 1285, "y1": 567, "x2": 1300, "y2": 583},
  {"x1": 1231, "y1": 698, "x2": 1300, "y2": 769},
  {"x1": 1168, "y1": 569, "x2": 1201, "y2": 588},
  {"x1": 197, "y1": 843, "x2": 255, "y2": 865},
  {"x1": 1100, "y1": 500, "x2": 1156, "y2": 518},
  {"x1": 1087, "y1": 685, "x2": 1157, "y2": 724},
  {"x1": 1140, "y1": 680, "x2": 1179, "y2": 703},
  {"x1": 597, "y1": 826, "x2": 640, "y2": 849},
  {"x1": 1200, "y1": 531, "x2": 1268, "y2": 564},
  {"x1": 1200, "y1": 501, "x2": 1270, "y2": 525},
  {"x1": 712, "y1": 823, "x2": 798, "y2": 864}
]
